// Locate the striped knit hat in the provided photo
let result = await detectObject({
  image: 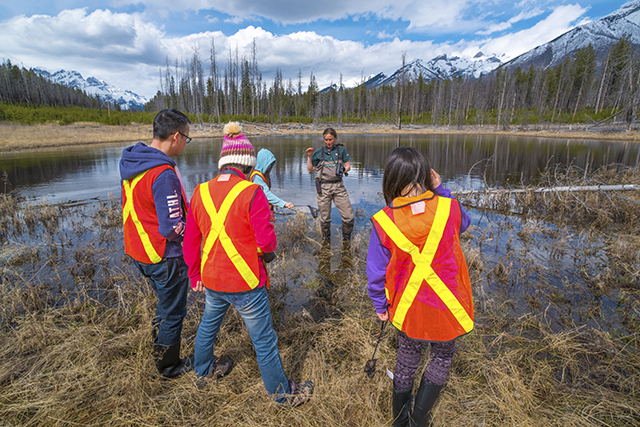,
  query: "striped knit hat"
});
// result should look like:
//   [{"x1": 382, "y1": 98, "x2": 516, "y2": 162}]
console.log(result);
[{"x1": 218, "y1": 122, "x2": 256, "y2": 169}]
